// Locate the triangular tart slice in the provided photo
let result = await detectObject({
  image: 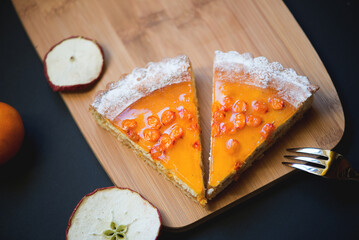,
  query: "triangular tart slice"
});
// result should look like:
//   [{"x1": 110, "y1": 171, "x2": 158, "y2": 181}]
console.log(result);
[
  {"x1": 90, "y1": 55, "x2": 206, "y2": 206},
  {"x1": 207, "y1": 51, "x2": 319, "y2": 199}
]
